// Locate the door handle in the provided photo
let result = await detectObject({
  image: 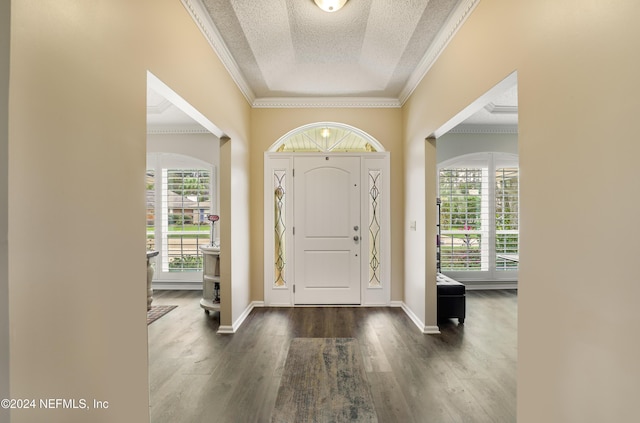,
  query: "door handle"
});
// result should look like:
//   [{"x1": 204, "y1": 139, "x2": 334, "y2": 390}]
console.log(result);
[
  {"x1": 354, "y1": 225, "x2": 359, "y2": 231},
  {"x1": 353, "y1": 235, "x2": 360, "y2": 241}
]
